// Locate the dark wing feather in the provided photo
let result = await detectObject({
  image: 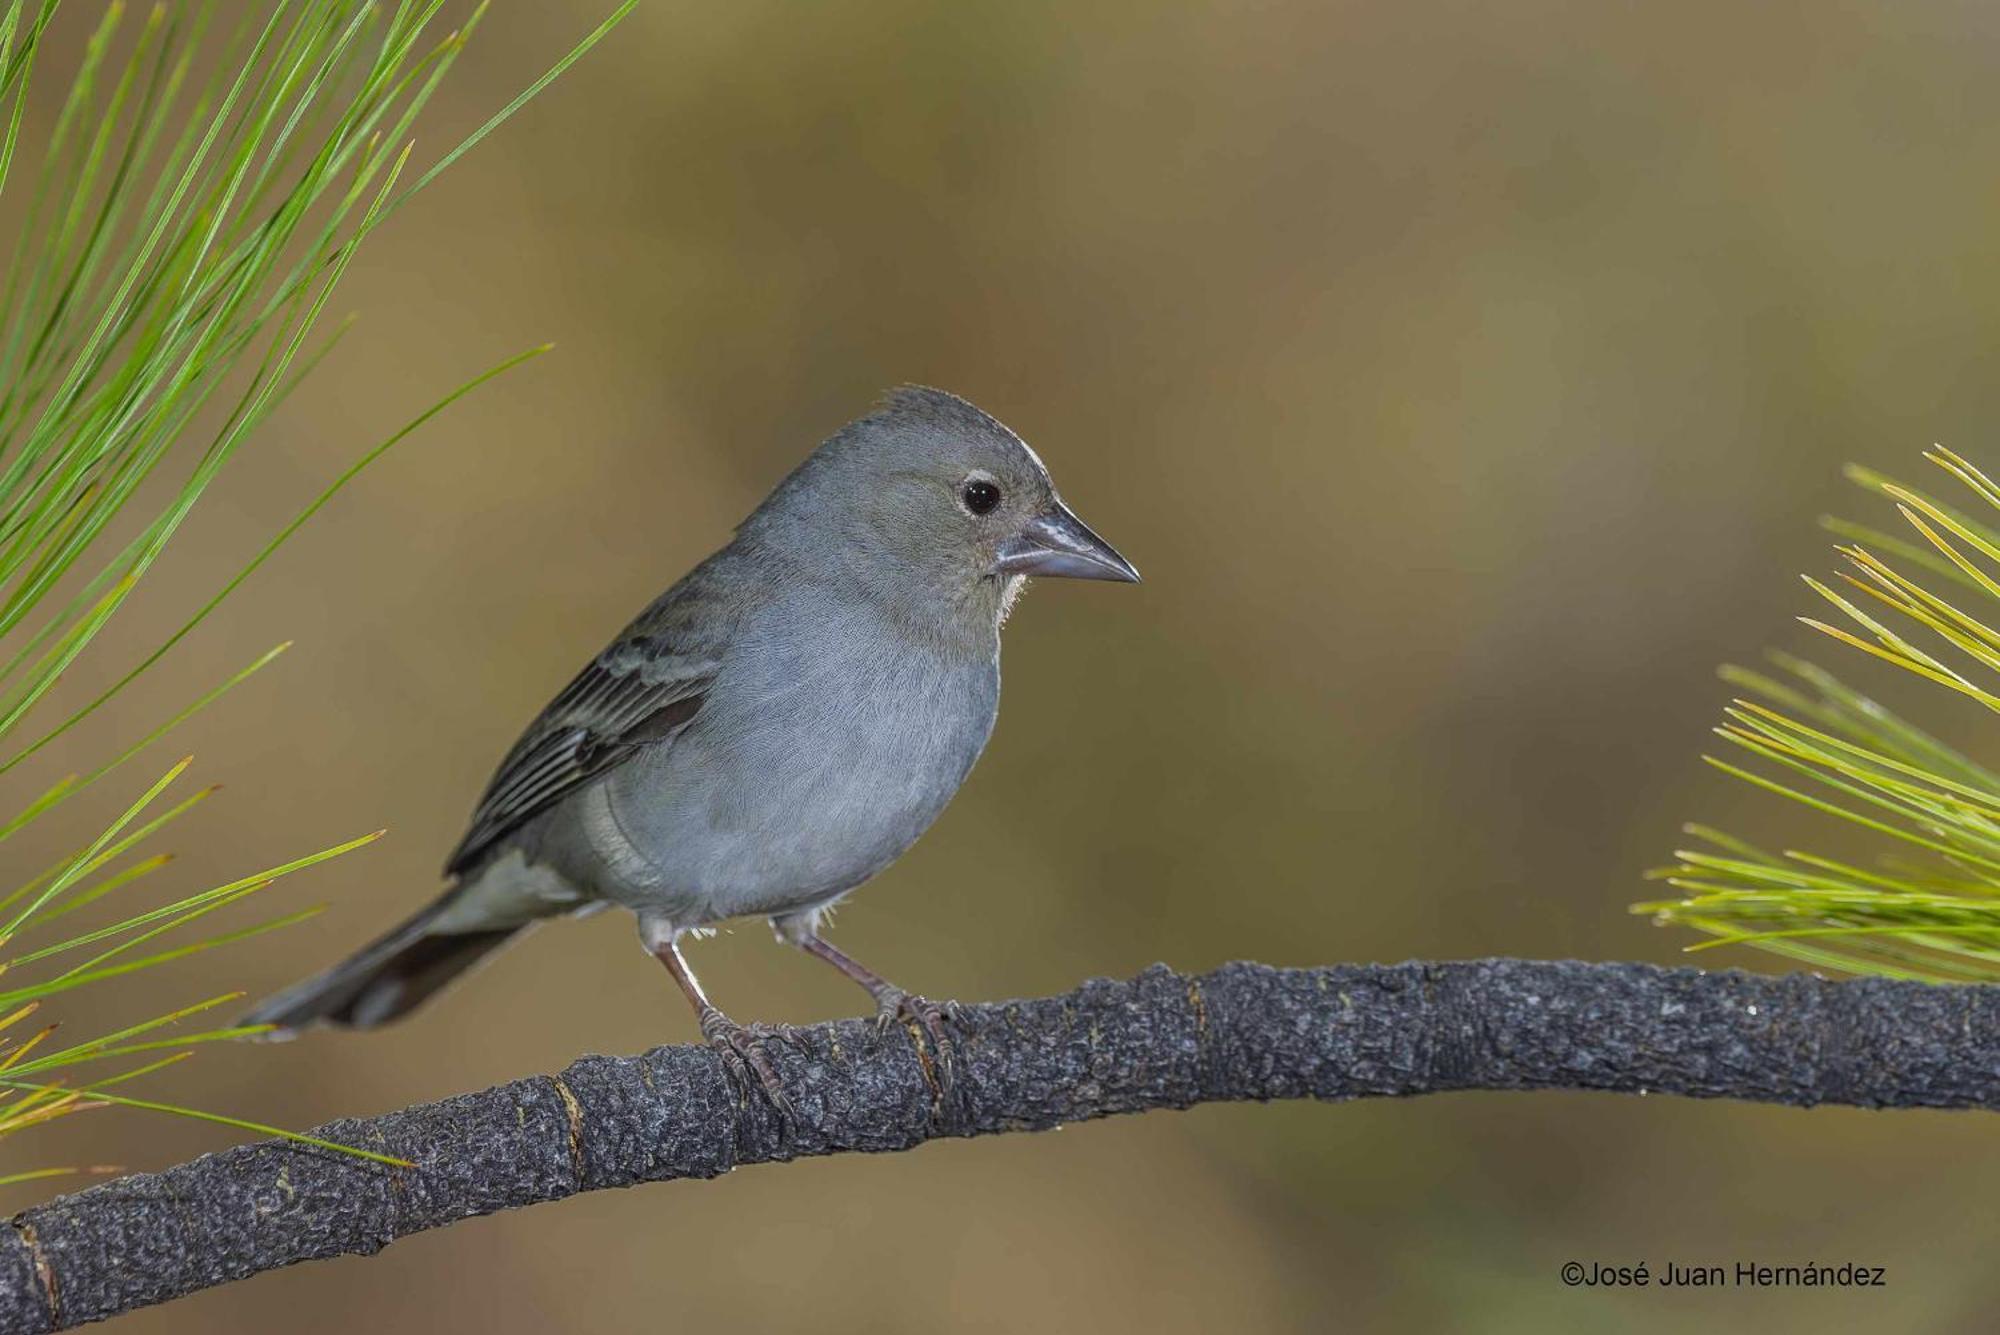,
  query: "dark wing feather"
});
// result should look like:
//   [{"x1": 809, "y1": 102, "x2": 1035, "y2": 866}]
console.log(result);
[{"x1": 444, "y1": 570, "x2": 732, "y2": 876}]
